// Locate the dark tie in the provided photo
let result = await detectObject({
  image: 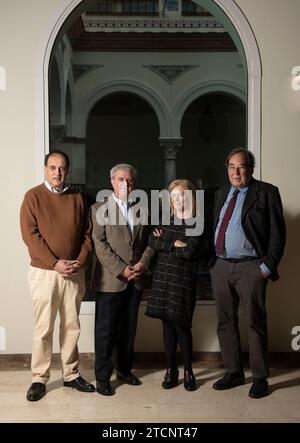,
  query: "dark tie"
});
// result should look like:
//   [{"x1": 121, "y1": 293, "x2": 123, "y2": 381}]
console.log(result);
[{"x1": 215, "y1": 189, "x2": 239, "y2": 256}]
